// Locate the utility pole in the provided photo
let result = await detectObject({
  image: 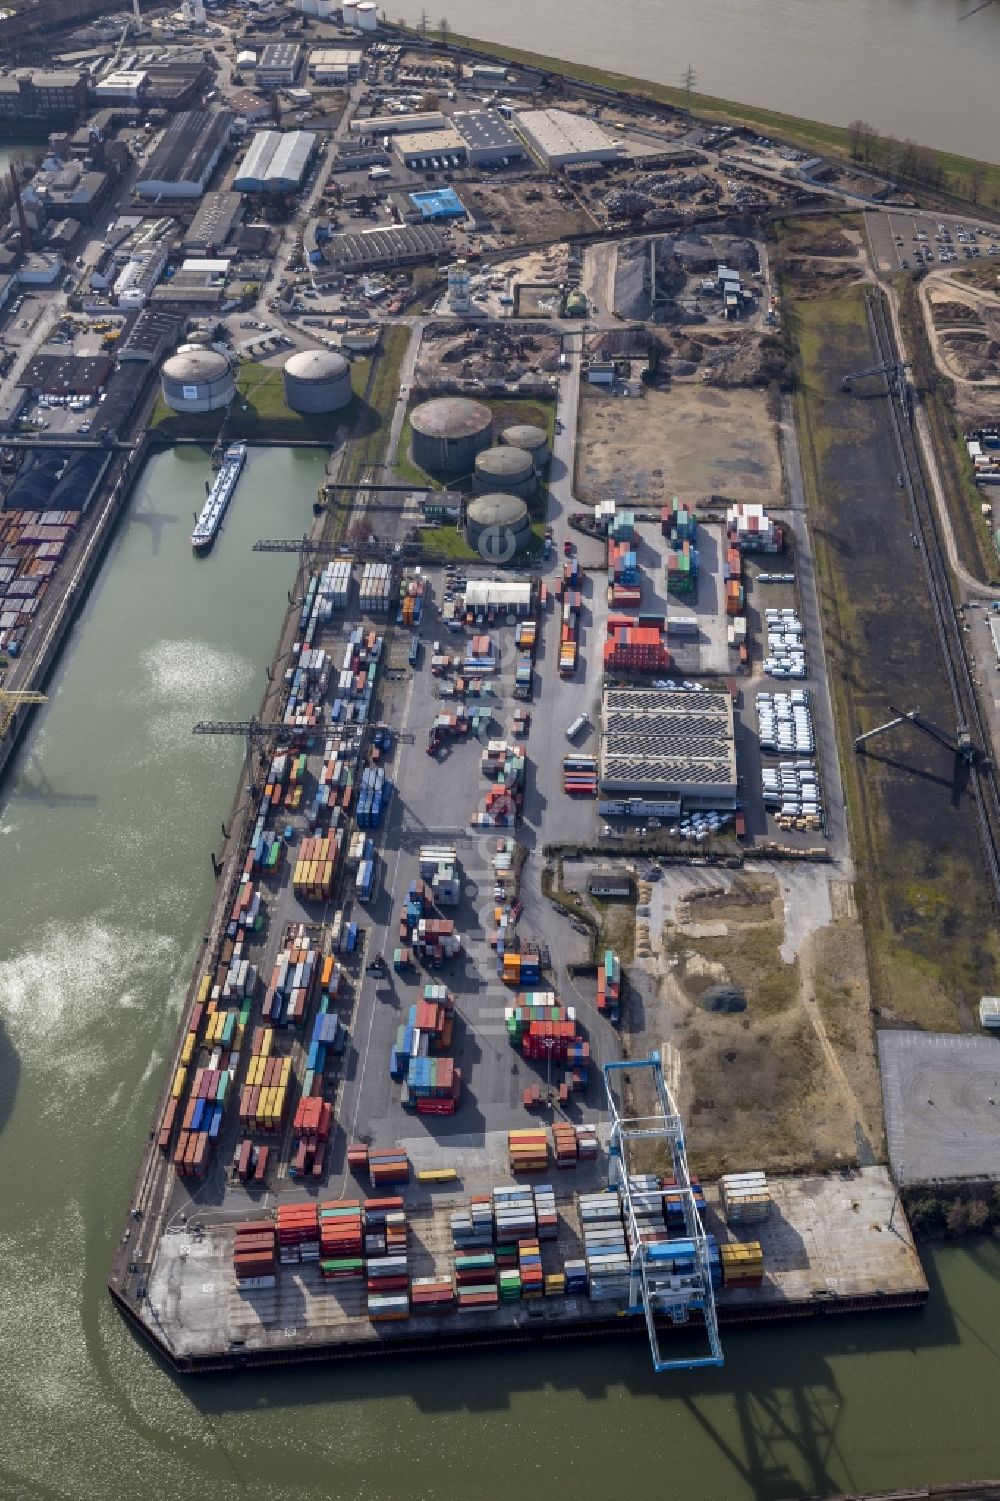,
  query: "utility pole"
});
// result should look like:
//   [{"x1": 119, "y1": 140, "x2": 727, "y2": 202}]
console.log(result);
[{"x1": 682, "y1": 62, "x2": 697, "y2": 113}]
